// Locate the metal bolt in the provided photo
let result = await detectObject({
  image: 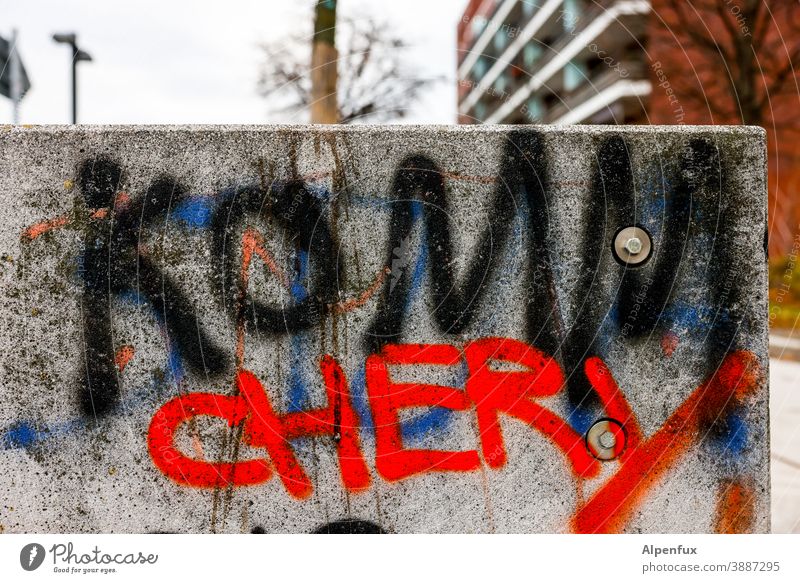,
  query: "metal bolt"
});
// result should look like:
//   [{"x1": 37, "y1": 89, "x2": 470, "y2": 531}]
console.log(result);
[
  {"x1": 624, "y1": 236, "x2": 642, "y2": 255},
  {"x1": 598, "y1": 430, "x2": 616, "y2": 449},
  {"x1": 613, "y1": 226, "x2": 652, "y2": 266},
  {"x1": 586, "y1": 419, "x2": 626, "y2": 461}
]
